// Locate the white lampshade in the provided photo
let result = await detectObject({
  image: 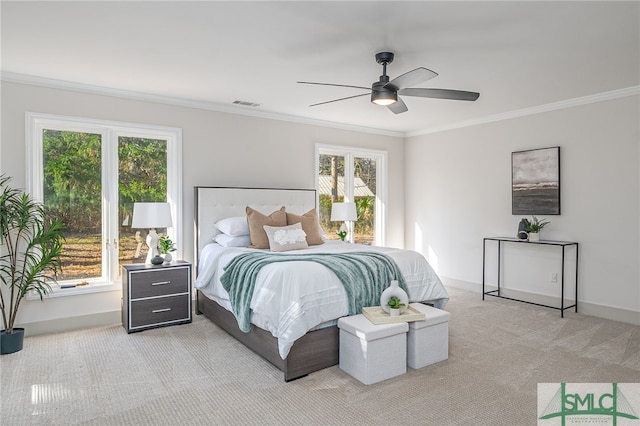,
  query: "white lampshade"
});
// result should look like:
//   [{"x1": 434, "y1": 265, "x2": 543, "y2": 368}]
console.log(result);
[
  {"x1": 131, "y1": 202, "x2": 173, "y2": 264},
  {"x1": 131, "y1": 202, "x2": 173, "y2": 229},
  {"x1": 330, "y1": 202, "x2": 357, "y2": 222}
]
